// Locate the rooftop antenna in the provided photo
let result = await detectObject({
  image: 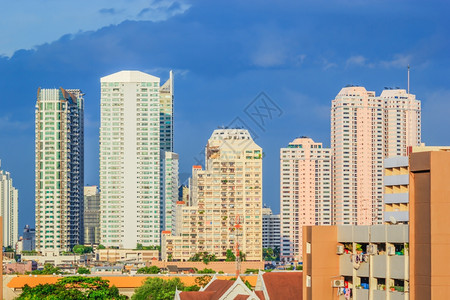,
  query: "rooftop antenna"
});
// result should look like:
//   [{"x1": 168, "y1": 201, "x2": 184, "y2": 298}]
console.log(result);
[{"x1": 407, "y1": 64, "x2": 410, "y2": 94}]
